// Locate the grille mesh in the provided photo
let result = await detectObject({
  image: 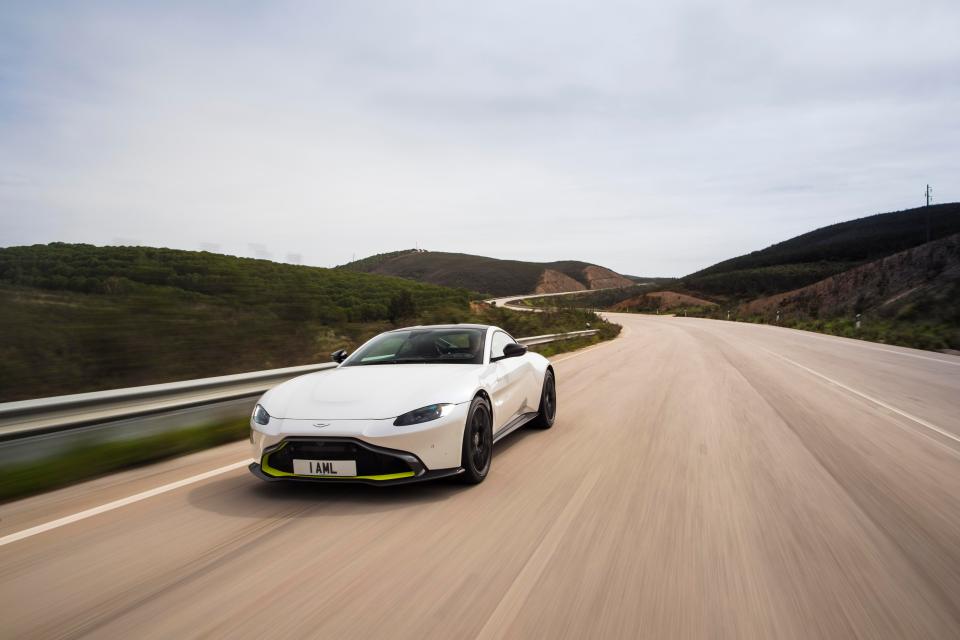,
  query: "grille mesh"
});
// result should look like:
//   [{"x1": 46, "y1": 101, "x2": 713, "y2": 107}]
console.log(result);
[{"x1": 267, "y1": 440, "x2": 413, "y2": 476}]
